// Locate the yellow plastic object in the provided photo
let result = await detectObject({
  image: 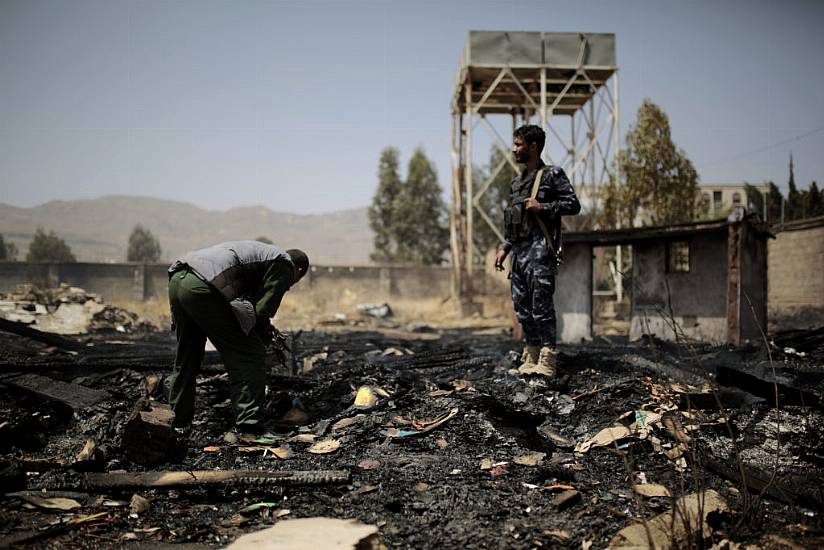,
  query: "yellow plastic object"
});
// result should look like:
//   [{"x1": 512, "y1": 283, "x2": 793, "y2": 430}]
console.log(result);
[{"x1": 353, "y1": 386, "x2": 377, "y2": 409}]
